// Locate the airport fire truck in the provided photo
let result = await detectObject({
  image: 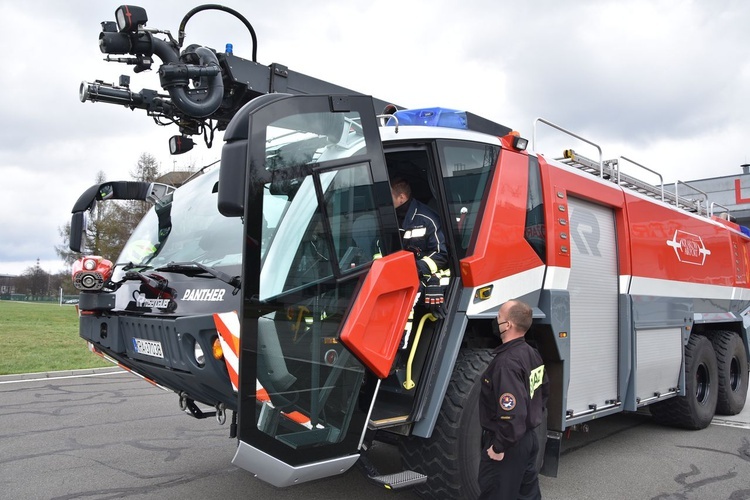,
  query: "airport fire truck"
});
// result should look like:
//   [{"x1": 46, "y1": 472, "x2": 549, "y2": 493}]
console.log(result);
[{"x1": 70, "y1": 5, "x2": 750, "y2": 499}]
